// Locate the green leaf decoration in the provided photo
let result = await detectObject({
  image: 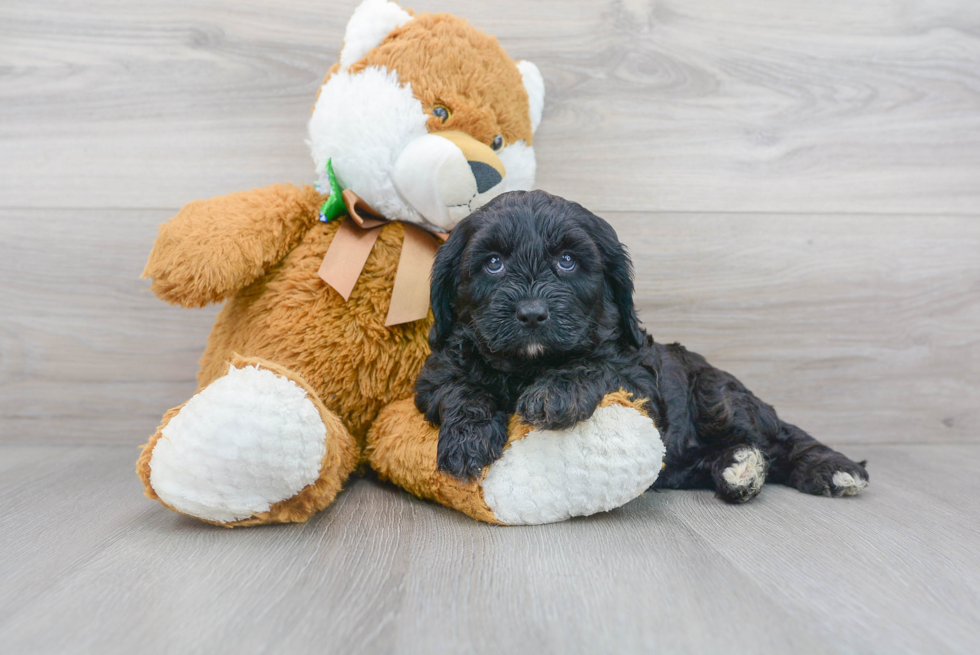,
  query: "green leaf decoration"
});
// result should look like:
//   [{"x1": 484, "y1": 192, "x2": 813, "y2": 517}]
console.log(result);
[{"x1": 318, "y1": 158, "x2": 346, "y2": 222}]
